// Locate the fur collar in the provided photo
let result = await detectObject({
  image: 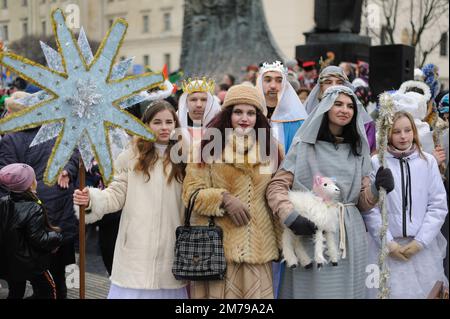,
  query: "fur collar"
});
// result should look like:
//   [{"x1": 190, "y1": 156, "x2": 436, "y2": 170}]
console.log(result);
[{"x1": 219, "y1": 133, "x2": 271, "y2": 170}]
